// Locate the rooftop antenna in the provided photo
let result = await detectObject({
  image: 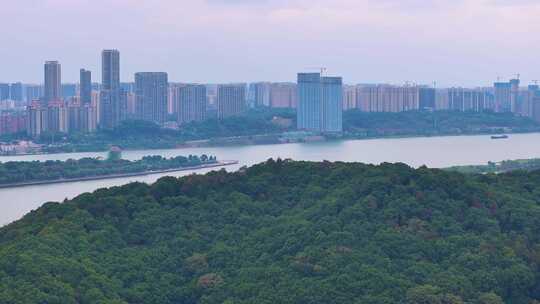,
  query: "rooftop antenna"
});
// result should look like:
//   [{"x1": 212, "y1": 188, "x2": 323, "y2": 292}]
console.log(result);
[{"x1": 305, "y1": 67, "x2": 327, "y2": 76}]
